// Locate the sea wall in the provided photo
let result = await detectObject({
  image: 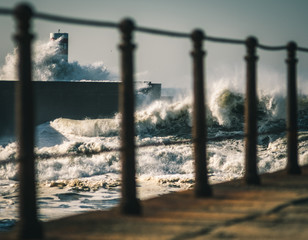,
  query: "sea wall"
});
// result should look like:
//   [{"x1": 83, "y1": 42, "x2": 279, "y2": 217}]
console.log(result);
[{"x1": 0, "y1": 81, "x2": 161, "y2": 135}]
